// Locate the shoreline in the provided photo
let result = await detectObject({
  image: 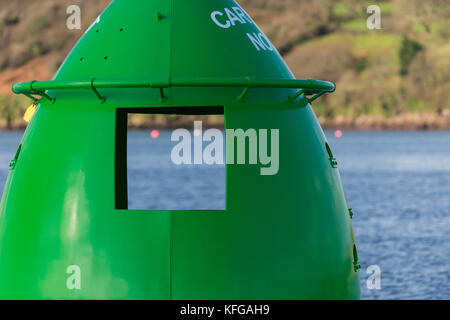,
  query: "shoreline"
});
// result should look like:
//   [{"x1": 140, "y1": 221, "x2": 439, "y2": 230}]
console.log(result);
[
  {"x1": 1, "y1": 113, "x2": 449, "y2": 132},
  {"x1": 2, "y1": 126, "x2": 450, "y2": 132},
  {"x1": 318, "y1": 113, "x2": 450, "y2": 131}
]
